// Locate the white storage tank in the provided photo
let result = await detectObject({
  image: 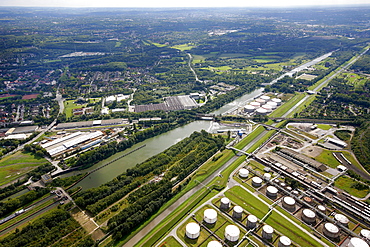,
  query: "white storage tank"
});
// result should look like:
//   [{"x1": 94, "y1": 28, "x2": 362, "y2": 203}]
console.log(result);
[
  {"x1": 250, "y1": 102, "x2": 261, "y2": 108},
  {"x1": 282, "y1": 196, "x2": 296, "y2": 211},
  {"x1": 323, "y1": 223, "x2": 340, "y2": 238},
  {"x1": 252, "y1": 176, "x2": 263, "y2": 187},
  {"x1": 244, "y1": 105, "x2": 256, "y2": 113},
  {"x1": 207, "y1": 241, "x2": 223, "y2": 247},
  {"x1": 204, "y1": 208, "x2": 217, "y2": 224},
  {"x1": 347, "y1": 237, "x2": 369, "y2": 247},
  {"x1": 302, "y1": 209, "x2": 316, "y2": 224},
  {"x1": 256, "y1": 98, "x2": 266, "y2": 104},
  {"x1": 256, "y1": 108, "x2": 268, "y2": 115},
  {"x1": 262, "y1": 104, "x2": 273, "y2": 112},
  {"x1": 266, "y1": 101, "x2": 278, "y2": 109},
  {"x1": 262, "y1": 225, "x2": 274, "y2": 240},
  {"x1": 220, "y1": 197, "x2": 230, "y2": 210},
  {"x1": 266, "y1": 186, "x2": 278, "y2": 198},
  {"x1": 186, "y1": 222, "x2": 200, "y2": 239},
  {"x1": 278, "y1": 236, "x2": 292, "y2": 247},
  {"x1": 280, "y1": 182, "x2": 287, "y2": 187},
  {"x1": 263, "y1": 173, "x2": 272, "y2": 181},
  {"x1": 317, "y1": 205, "x2": 326, "y2": 214},
  {"x1": 261, "y1": 95, "x2": 271, "y2": 101},
  {"x1": 247, "y1": 214, "x2": 258, "y2": 229},
  {"x1": 360, "y1": 229, "x2": 370, "y2": 240},
  {"x1": 272, "y1": 98, "x2": 282, "y2": 105},
  {"x1": 239, "y1": 168, "x2": 249, "y2": 178},
  {"x1": 286, "y1": 186, "x2": 292, "y2": 191},
  {"x1": 292, "y1": 190, "x2": 299, "y2": 196},
  {"x1": 233, "y1": 205, "x2": 243, "y2": 219},
  {"x1": 225, "y1": 225, "x2": 240, "y2": 242},
  {"x1": 335, "y1": 214, "x2": 349, "y2": 226}
]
